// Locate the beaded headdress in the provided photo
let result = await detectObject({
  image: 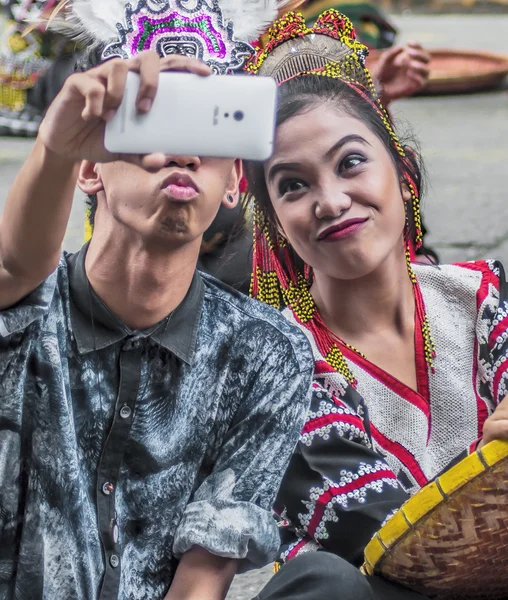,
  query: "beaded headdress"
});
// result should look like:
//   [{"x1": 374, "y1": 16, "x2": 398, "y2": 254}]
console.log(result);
[
  {"x1": 44, "y1": 0, "x2": 296, "y2": 73},
  {"x1": 246, "y1": 10, "x2": 435, "y2": 386}
]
